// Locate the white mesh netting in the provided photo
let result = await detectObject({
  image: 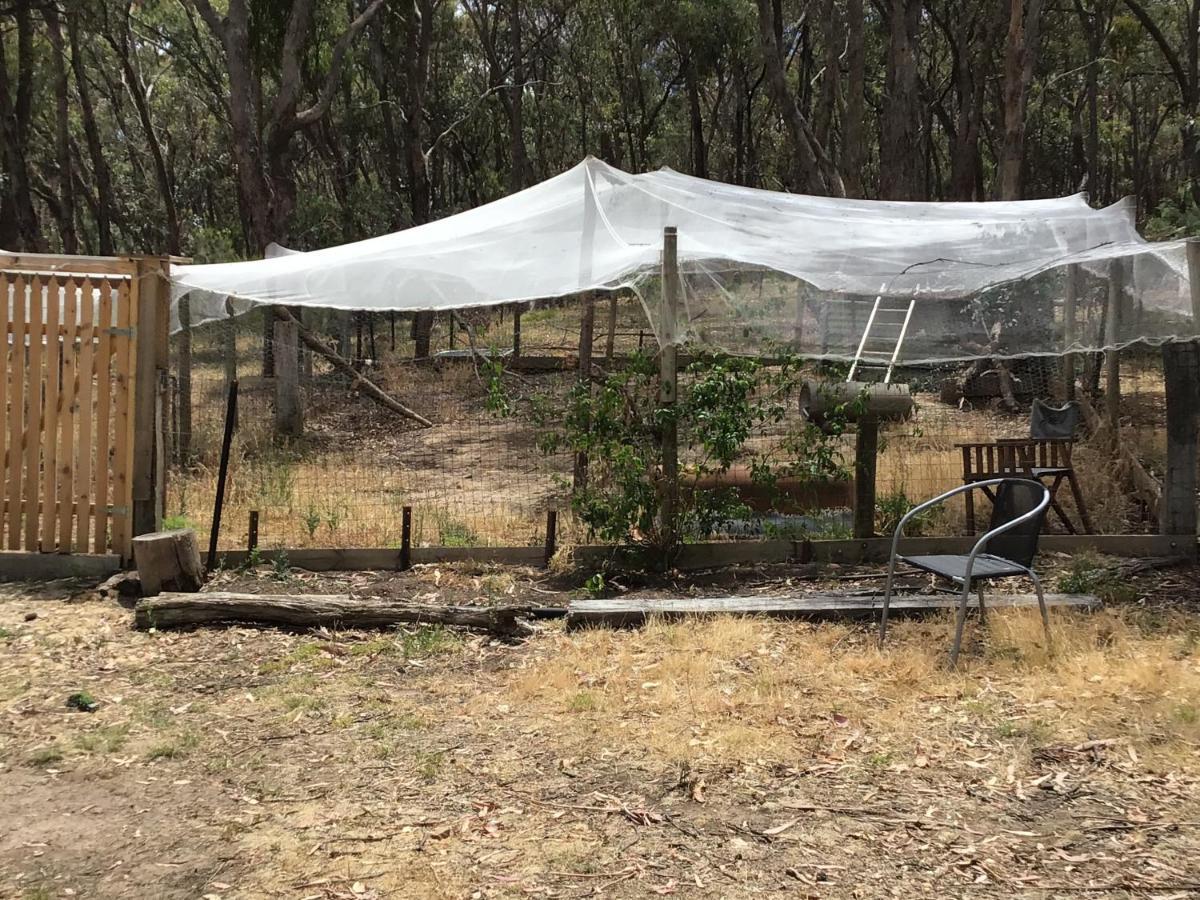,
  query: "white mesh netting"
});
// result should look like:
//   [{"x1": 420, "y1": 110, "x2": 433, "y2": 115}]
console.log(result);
[{"x1": 170, "y1": 158, "x2": 1197, "y2": 363}]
